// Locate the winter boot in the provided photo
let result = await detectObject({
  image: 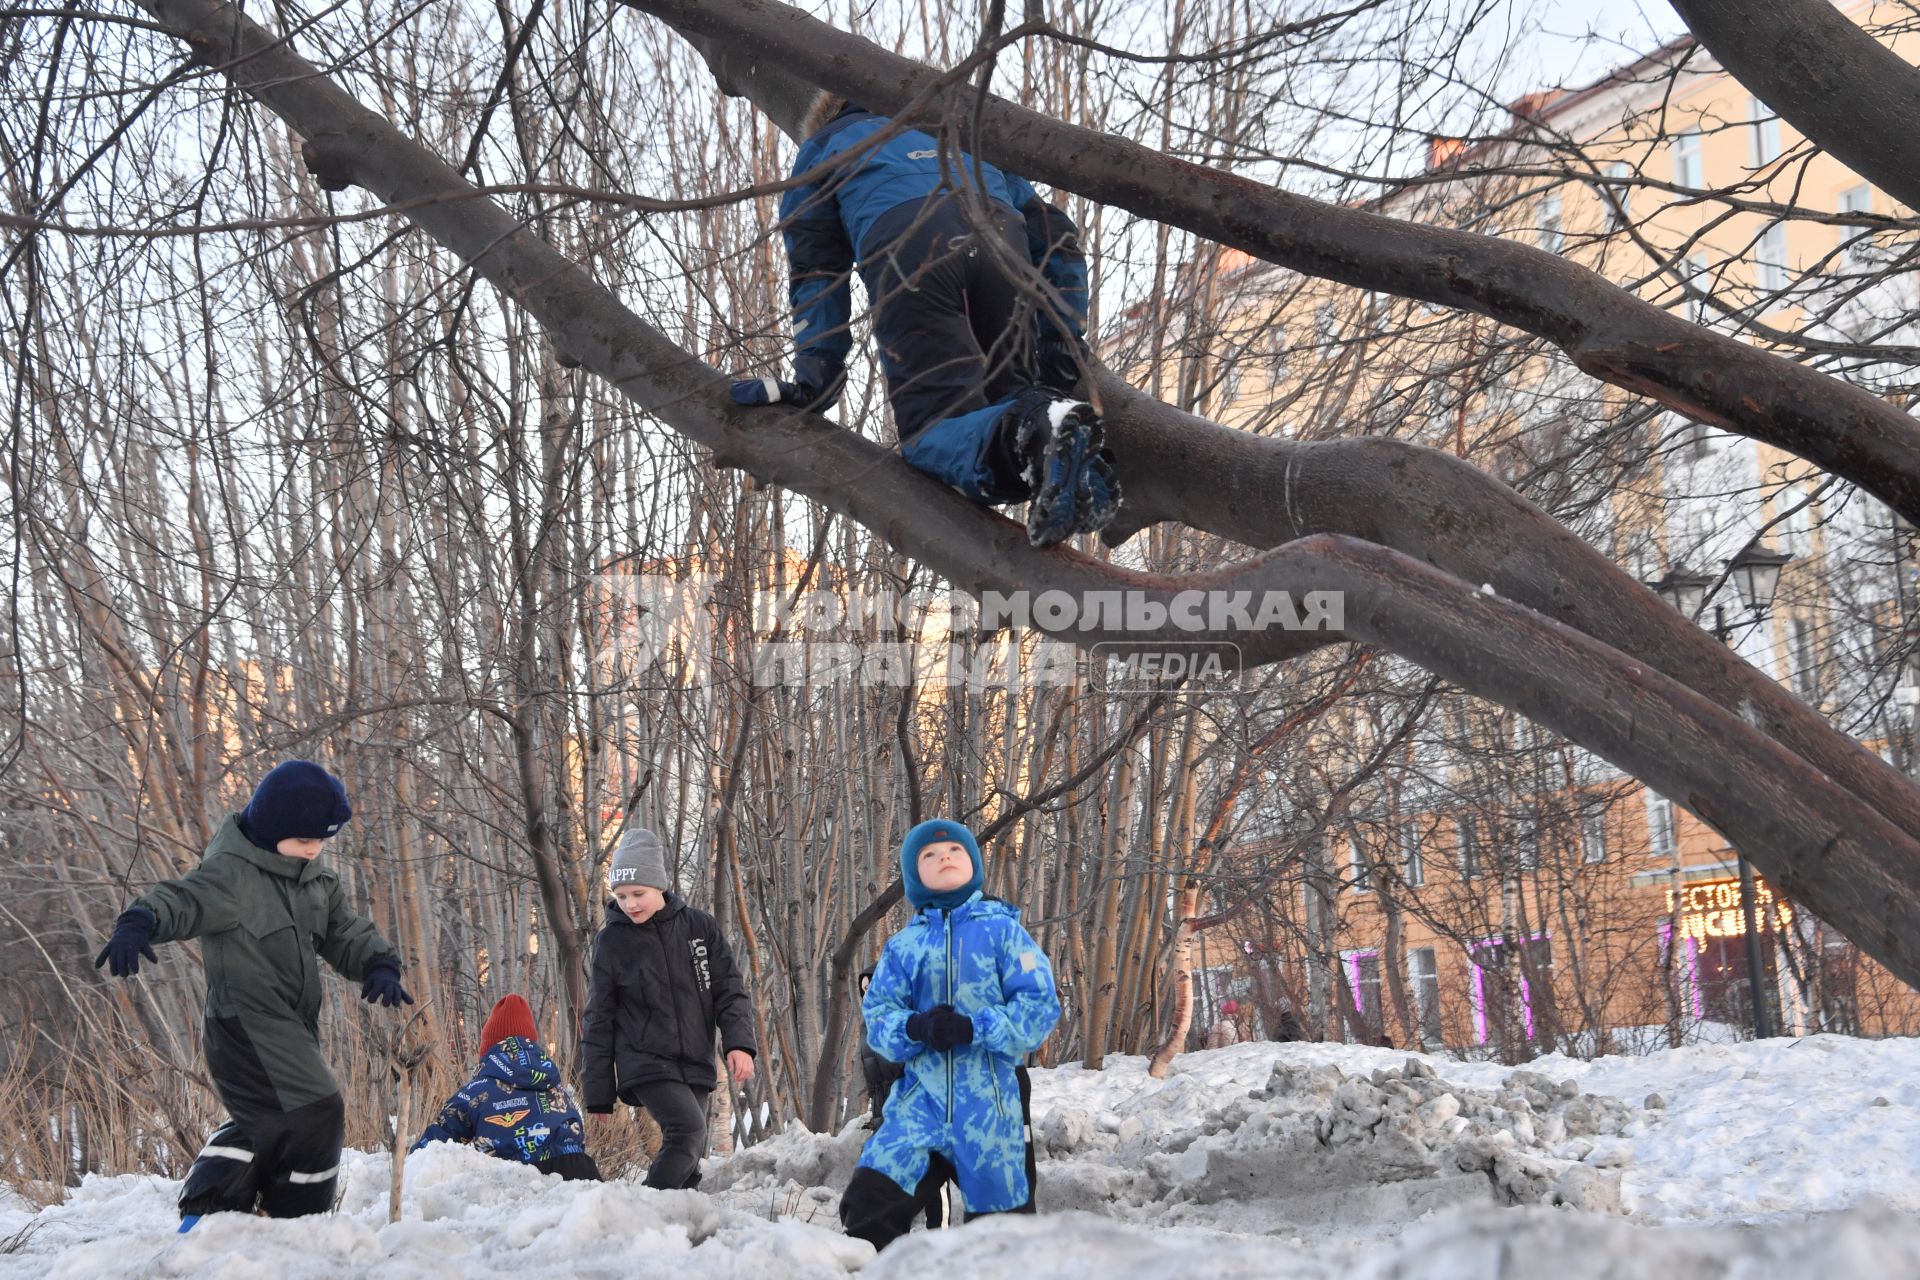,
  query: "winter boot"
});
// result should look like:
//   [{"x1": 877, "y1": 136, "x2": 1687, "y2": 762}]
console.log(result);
[
  {"x1": 1073, "y1": 448, "x2": 1122, "y2": 537},
  {"x1": 1013, "y1": 390, "x2": 1103, "y2": 549},
  {"x1": 177, "y1": 1215, "x2": 201, "y2": 1234}
]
